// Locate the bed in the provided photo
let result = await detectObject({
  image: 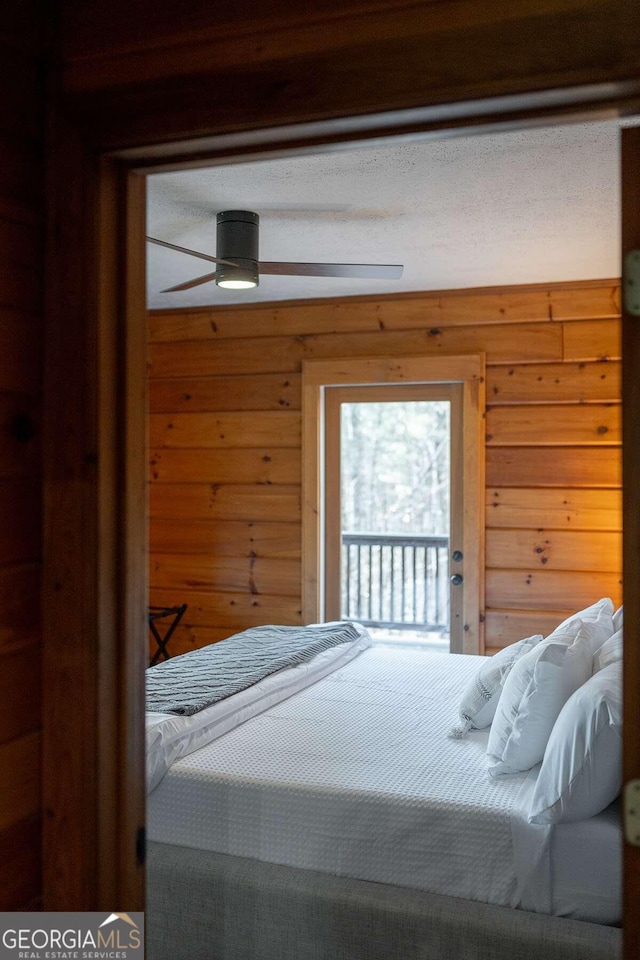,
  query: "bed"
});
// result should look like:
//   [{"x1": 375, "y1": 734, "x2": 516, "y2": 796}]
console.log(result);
[{"x1": 145, "y1": 625, "x2": 622, "y2": 960}]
